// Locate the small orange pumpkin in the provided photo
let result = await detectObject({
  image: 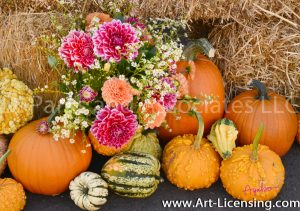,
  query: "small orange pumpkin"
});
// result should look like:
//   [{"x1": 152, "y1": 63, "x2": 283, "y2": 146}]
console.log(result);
[
  {"x1": 162, "y1": 111, "x2": 220, "y2": 190},
  {"x1": 8, "y1": 118, "x2": 92, "y2": 195},
  {"x1": 158, "y1": 39, "x2": 225, "y2": 142},
  {"x1": 0, "y1": 178, "x2": 26, "y2": 211},
  {"x1": 220, "y1": 125, "x2": 285, "y2": 201},
  {"x1": 225, "y1": 80, "x2": 297, "y2": 156},
  {"x1": 88, "y1": 131, "x2": 132, "y2": 156}
]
